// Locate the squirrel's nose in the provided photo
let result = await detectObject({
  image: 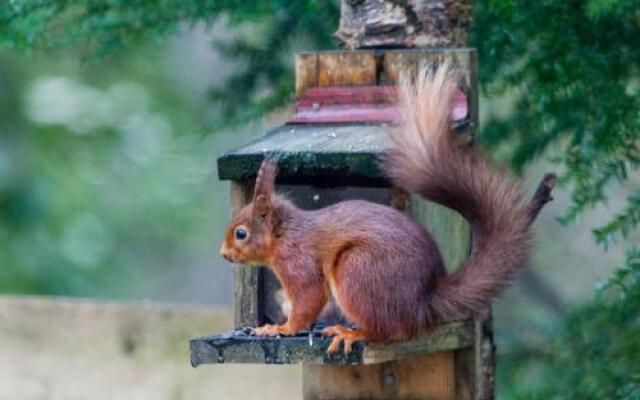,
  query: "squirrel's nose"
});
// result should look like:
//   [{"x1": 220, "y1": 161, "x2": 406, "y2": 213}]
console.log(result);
[{"x1": 220, "y1": 246, "x2": 232, "y2": 262}]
